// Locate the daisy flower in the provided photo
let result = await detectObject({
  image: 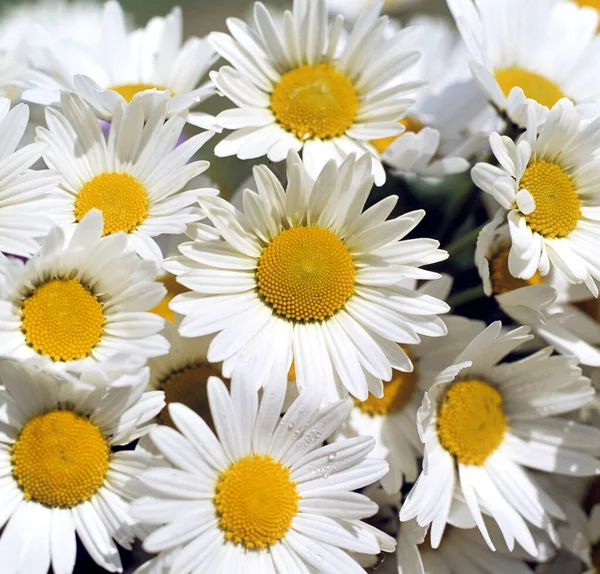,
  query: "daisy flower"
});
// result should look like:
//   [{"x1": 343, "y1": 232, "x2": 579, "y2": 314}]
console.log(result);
[
  {"x1": 36, "y1": 92, "x2": 217, "y2": 263},
  {"x1": 0, "y1": 358, "x2": 164, "y2": 573},
  {"x1": 209, "y1": 0, "x2": 423, "y2": 185},
  {"x1": 21, "y1": 0, "x2": 217, "y2": 129},
  {"x1": 131, "y1": 367, "x2": 395, "y2": 574},
  {"x1": 448, "y1": 0, "x2": 600, "y2": 126},
  {"x1": 400, "y1": 321, "x2": 600, "y2": 557},
  {"x1": 471, "y1": 98, "x2": 600, "y2": 296},
  {"x1": 0, "y1": 209, "x2": 169, "y2": 372},
  {"x1": 0, "y1": 98, "x2": 62, "y2": 257},
  {"x1": 165, "y1": 151, "x2": 449, "y2": 402}
]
